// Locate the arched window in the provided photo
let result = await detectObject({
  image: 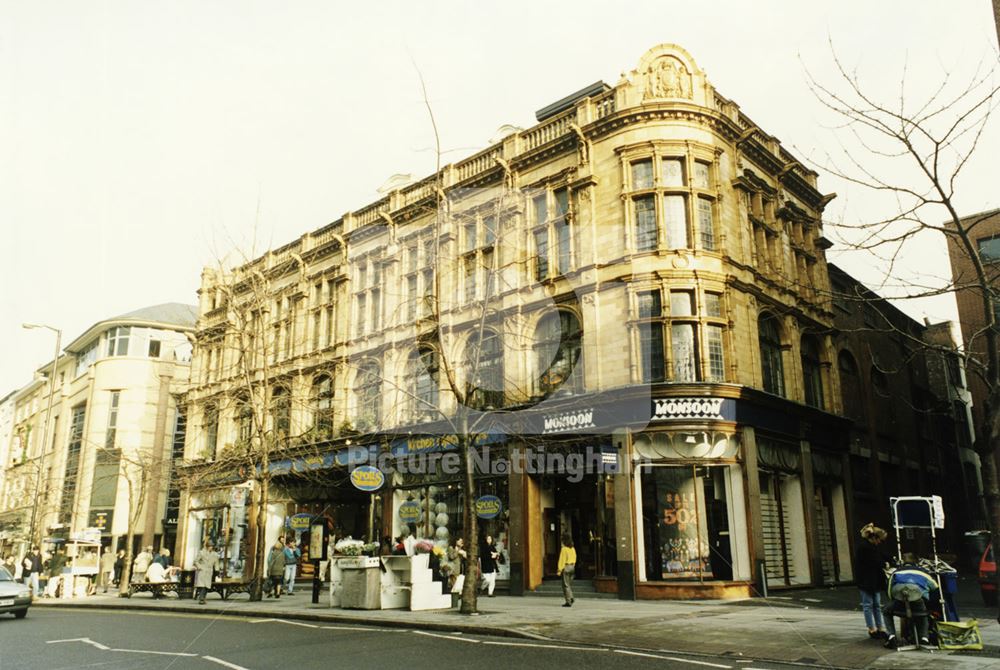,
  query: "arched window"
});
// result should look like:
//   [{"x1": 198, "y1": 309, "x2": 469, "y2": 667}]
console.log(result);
[
  {"x1": 311, "y1": 375, "x2": 334, "y2": 437},
  {"x1": 465, "y1": 329, "x2": 504, "y2": 409},
  {"x1": 801, "y1": 335, "x2": 824, "y2": 409},
  {"x1": 355, "y1": 362, "x2": 382, "y2": 430},
  {"x1": 534, "y1": 310, "x2": 583, "y2": 395},
  {"x1": 271, "y1": 386, "x2": 291, "y2": 438},
  {"x1": 758, "y1": 314, "x2": 785, "y2": 397},
  {"x1": 838, "y1": 350, "x2": 864, "y2": 421},
  {"x1": 407, "y1": 347, "x2": 440, "y2": 422}
]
